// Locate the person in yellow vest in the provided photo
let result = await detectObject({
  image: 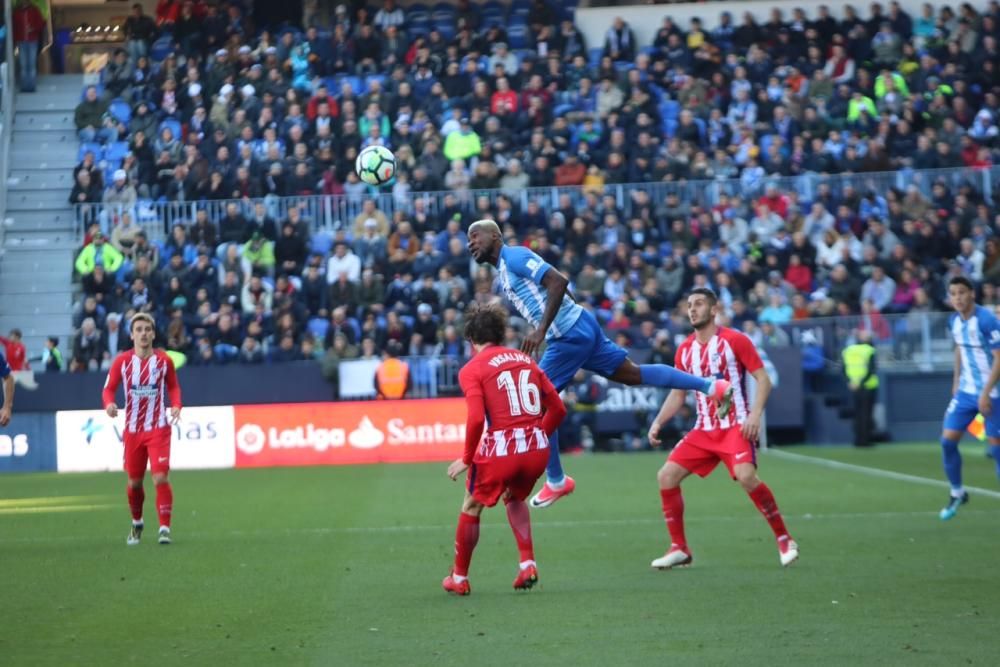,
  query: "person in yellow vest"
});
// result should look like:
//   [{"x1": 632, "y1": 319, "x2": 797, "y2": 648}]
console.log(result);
[
  {"x1": 842, "y1": 329, "x2": 879, "y2": 447},
  {"x1": 374, "y1": 340, "x2": 411, "y2": 400}
]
